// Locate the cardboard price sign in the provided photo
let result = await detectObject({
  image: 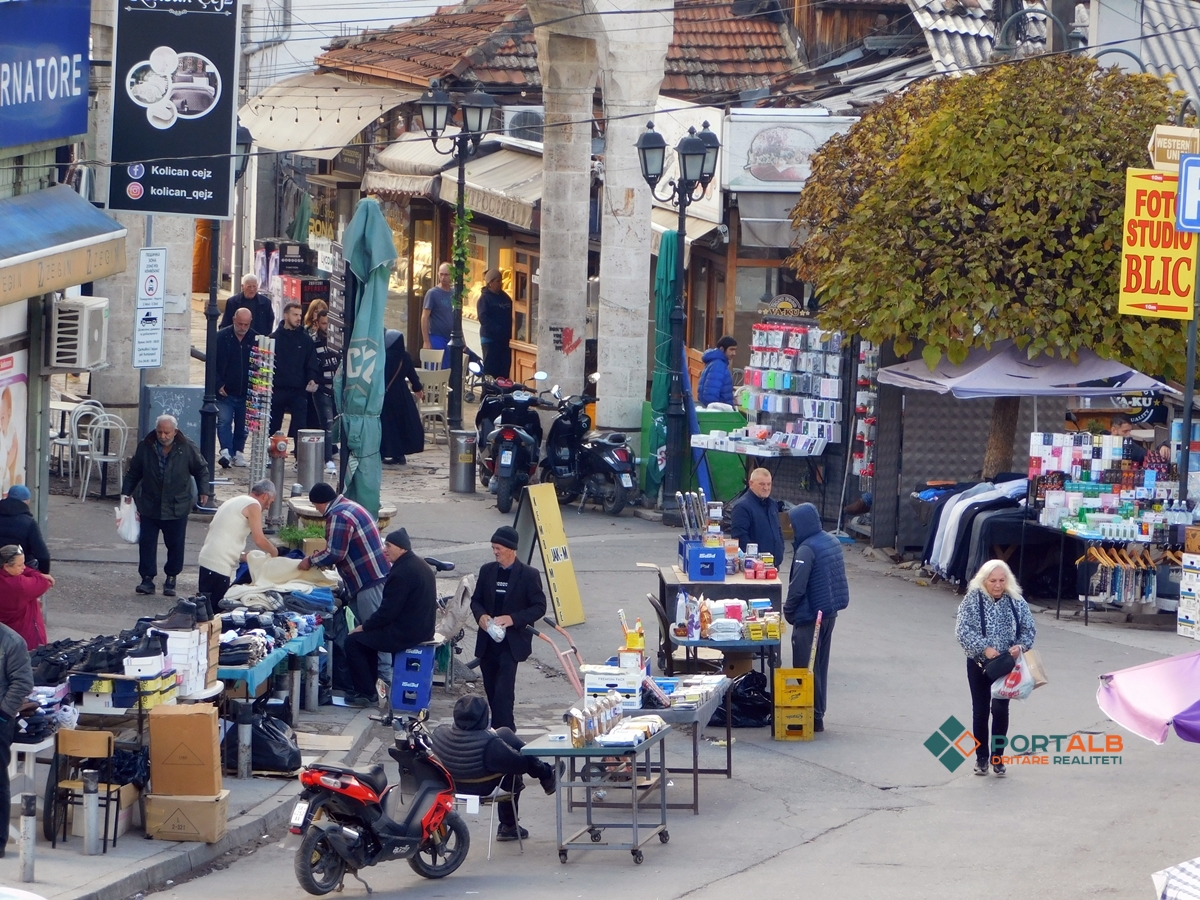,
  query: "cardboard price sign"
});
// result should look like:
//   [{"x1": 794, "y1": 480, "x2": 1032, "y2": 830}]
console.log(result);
[{"x1": 1119, "y1": 168, "x2": 1197, "y2": 319}]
